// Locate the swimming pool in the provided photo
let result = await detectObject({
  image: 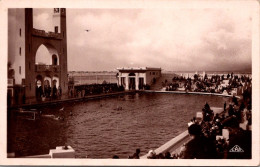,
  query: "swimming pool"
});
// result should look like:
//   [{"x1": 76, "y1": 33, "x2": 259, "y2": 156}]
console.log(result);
[{"x1": 8, "y1": 92, "x2": 229, "y2": 158}]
